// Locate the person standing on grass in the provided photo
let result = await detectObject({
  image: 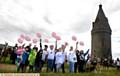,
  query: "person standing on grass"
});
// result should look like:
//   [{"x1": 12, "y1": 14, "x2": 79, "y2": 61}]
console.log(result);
[
  {"x1": 67, "y1": 42, "x2": 78, "y2": 73},
  {"x1": 28, "y1": 47, "x2": 37, "y2": 72},
  {"x1": 35, "y1": 39, "x2": 43, "y2": 72},
  {"x1": 74, "y1": 50, "x2": 80, "y2": 73},
  {"x1": 61, "y1": 45, "x2": 67, "y2": 73},
  {"x1": 103, "y1": 58, "x2": 109, "y2": 70},
  {"x1": 10, "y1": 44, "x2": 18, "y2": 64},
  {"x1": 46, "y1": 45, "x2": 55, "y2": 72},
  {"x1": 115, "y1": 58, "x2": 120, "y2": 70},
  {"x1": 39, "y1": 45, "x2": 48, "y2": 72},
  {"x1": 53, "y1": 49, "x2": 57, "y2": 72},
  {"x1": 20, "y1": 46, "x2": 30, "y2": 72},
  {"x1": 53, "y1": 40, "x2": 57, "y2": 73},
  {"x1": 55, "y1": 47, "x2": 64, "y2": 72},
  {"x1": 16, "y1": 46, "x2": 24, "y2": 72},
  {"x1": 90, "y1": 56, "x2": 97, "y2": 72},
  {"x1": 78, "y1": 49, "x2": 89, "y2": 72}
]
